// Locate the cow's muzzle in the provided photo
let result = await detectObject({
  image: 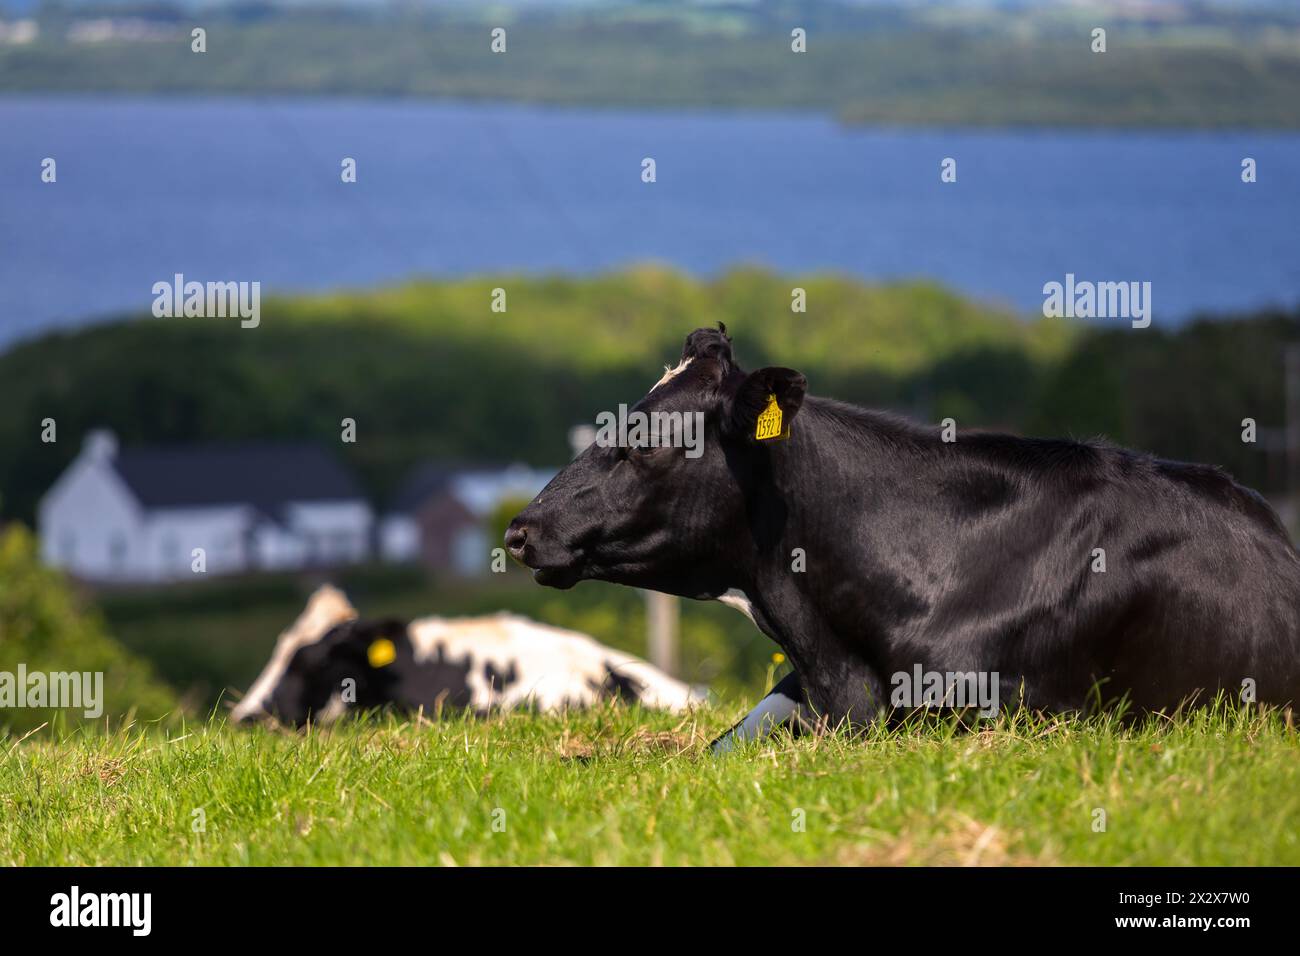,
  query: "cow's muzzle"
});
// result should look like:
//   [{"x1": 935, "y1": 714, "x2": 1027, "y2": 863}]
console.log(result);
[
  {"x1": 504, "y1": 521, "x2": 528, "y2": 562},
  {"x1": 504, "y1": 518, "x2": 581, "y2": 589}
]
